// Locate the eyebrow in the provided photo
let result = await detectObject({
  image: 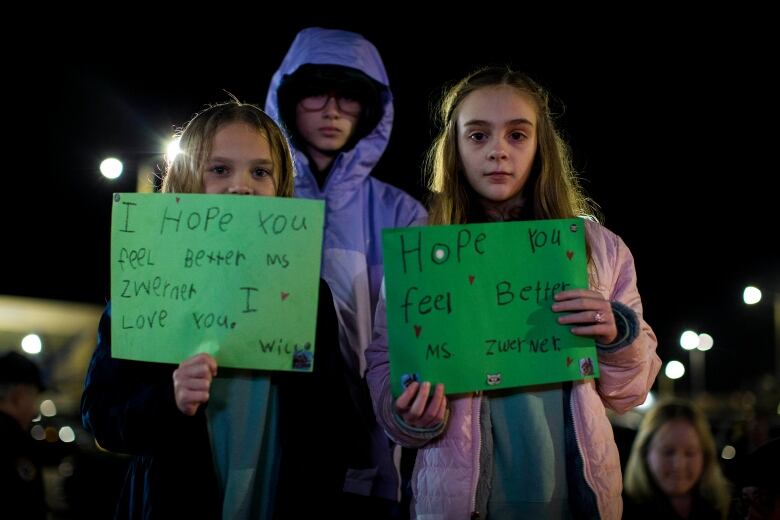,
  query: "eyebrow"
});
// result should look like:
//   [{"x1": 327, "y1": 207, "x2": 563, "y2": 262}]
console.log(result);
[
  {"x1": 462, "y1": 118, "x2": 535, "y2": 127},
  {"x1": 208, "y1": 156, "x2": 275, "y2": 166}
]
